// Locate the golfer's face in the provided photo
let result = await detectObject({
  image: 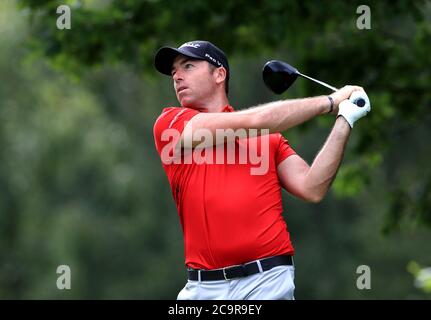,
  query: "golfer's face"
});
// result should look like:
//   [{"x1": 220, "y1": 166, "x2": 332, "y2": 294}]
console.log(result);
[{"x1": 171, "y1": 55, "x2": 215, "y2": 108}]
